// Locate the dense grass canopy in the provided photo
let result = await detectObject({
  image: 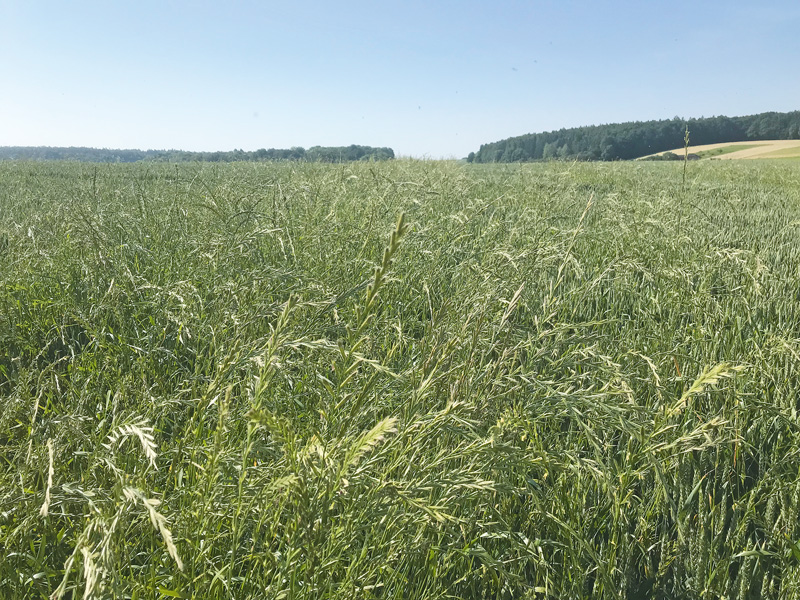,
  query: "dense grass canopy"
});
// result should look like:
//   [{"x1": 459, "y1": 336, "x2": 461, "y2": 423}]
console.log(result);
[{"x1": 2, "y1": 160, "x2": 800, "y2": 598}]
